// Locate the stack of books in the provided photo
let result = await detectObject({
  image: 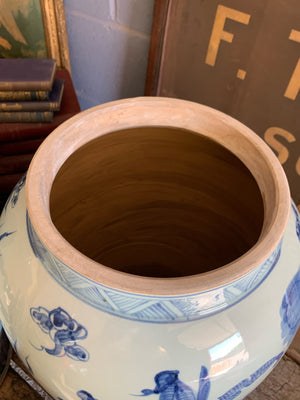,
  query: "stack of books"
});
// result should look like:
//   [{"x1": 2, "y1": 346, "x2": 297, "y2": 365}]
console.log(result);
[
  {"x1": 0, "y1": 58, "x2": 64, "y2": 123},
  {"x1": 0, "y1": 64, "x2": 81, "y2": 211}
]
